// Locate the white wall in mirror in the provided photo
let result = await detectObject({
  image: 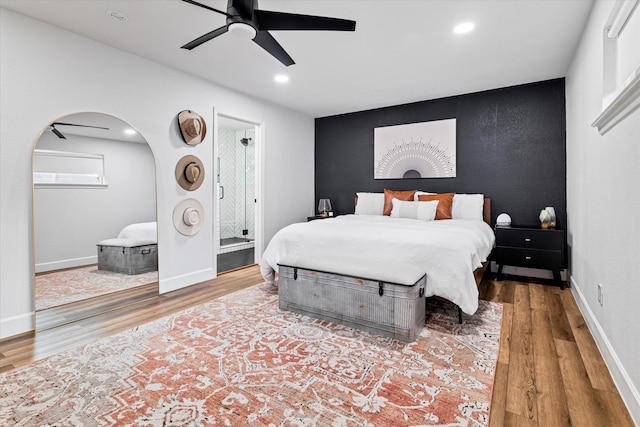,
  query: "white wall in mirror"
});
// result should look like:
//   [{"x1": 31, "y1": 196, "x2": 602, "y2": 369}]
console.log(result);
[{"x1": 34, "y1": 121, "x2": 156, "y2": 273}]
